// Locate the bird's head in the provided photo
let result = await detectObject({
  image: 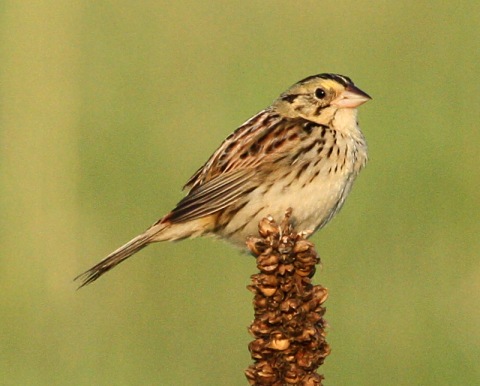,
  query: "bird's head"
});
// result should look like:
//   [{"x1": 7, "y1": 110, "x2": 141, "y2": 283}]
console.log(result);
[{"x1": 273, "y1": 73, "x2": 371, "y2": 126}]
